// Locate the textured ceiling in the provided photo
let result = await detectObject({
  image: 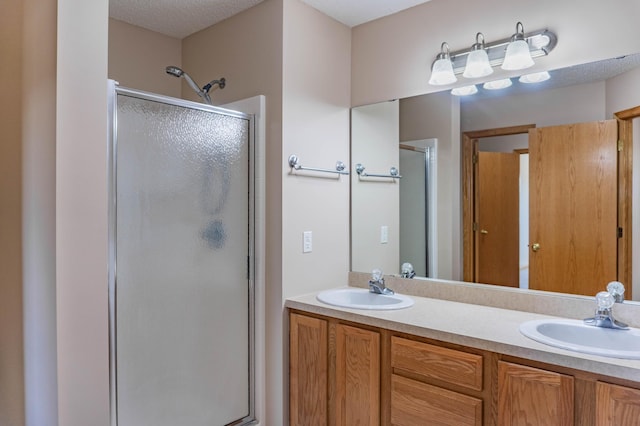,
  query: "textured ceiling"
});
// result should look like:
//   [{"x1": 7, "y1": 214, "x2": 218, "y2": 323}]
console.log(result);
[
  {"x1": 465, "y1": 53, "x2": 640, "y2": 101},
  {"x1": 109, "y1": 0, "x2": 265, "y2": 39},
  {"x1": 109, "y1": 0, "x2": 434, "y2": 39},
  {"x1": 301, "y1": 0, "x2": 433, "y2": 27}
]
